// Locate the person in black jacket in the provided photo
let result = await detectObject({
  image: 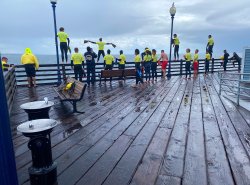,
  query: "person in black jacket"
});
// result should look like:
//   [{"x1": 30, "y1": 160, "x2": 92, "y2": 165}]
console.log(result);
[
  {"x1": 84, "y1": 47, "x2": 97, "y2": 85},
  {"x1": 230, "y1": 52, "x2": 242, "y2": 71},
  {"x1": 223, "y1": 50, "x2": 230, "y2": 71}
]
